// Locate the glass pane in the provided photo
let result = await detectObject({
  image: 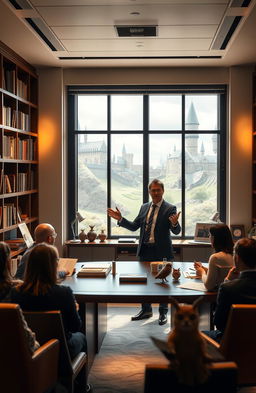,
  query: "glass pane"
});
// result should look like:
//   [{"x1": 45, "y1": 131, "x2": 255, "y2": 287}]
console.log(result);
[
  {"x1": 111, "y1": 95, "x2": 143, "y2": 131},
  {"x1": 149, "y1": 134, "x2": 182, "y2": 236},
  {"x1": 185, "y1": 95, "x2": 218, "y2": 131},
  {"x1": 77, "y1": 134, "x2": 107, "y2": 235},
  {"x1": 77, "y1": 95, "x2": 107, "y2": 130},
  {"x1": 111, "y1": 134, "x2": 143, "y2": 236},
  {"x1": 185, "y1": 134, "x2": 218, "y2": 236},
  {"x1": 149, "y1": 95, "x2": 182, "y2": 130}
]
